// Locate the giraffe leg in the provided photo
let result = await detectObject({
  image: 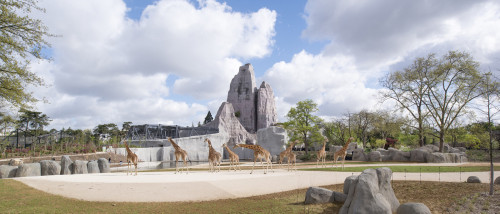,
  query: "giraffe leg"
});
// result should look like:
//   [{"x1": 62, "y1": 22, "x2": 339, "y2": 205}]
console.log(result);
[
  {"x1": 135, "y1": 162, "x2": 137, "y2": 176},
  {"x1": 269, "y1": 156, "x2": 274, "y2": 173},
  {"x1": 251, "y1": 158, "x2": 256, "y2": 174},
  {"x1": 342, "y1": 156, "x2": 345, "y2": 170},
  {"x1": 175, "y1": 158, "x2": 178, "y2": 174}
]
